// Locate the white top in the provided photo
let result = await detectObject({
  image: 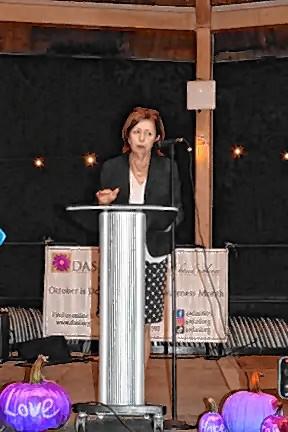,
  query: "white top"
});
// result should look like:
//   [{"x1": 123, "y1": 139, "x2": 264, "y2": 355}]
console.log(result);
[
  {"x1": 129, "y1": 169, "x2": 146, "y2": 204},
  {"x1": 129, "y1": 169, "x2": 167, "y2": 263}
]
